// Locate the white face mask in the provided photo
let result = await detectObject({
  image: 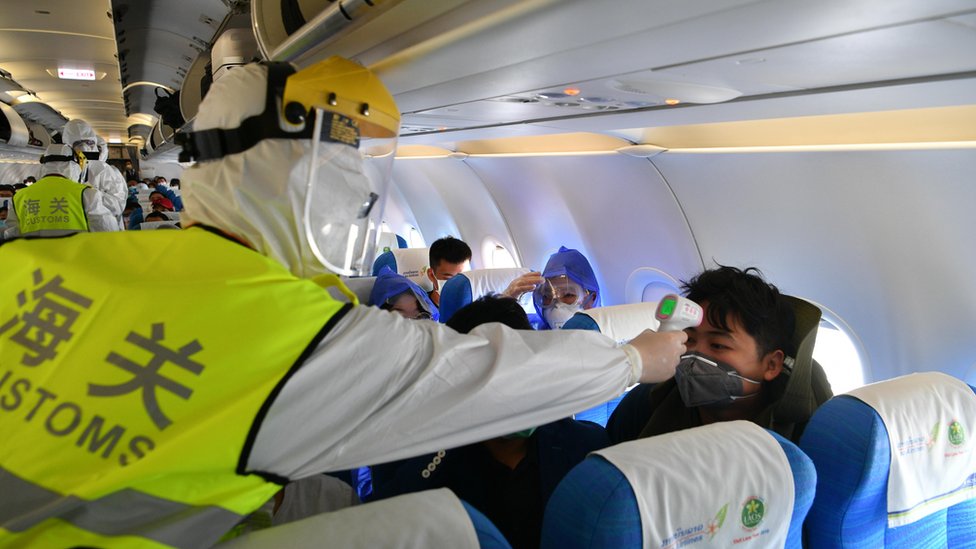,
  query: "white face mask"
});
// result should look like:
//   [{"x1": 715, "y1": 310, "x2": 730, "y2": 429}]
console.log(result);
[
  {"x1": 544, "y1": 302, "x2": 582, "y2": 330},
  {"x1": 416, "y1": 267, "x2": 435, "y2": 293}
]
